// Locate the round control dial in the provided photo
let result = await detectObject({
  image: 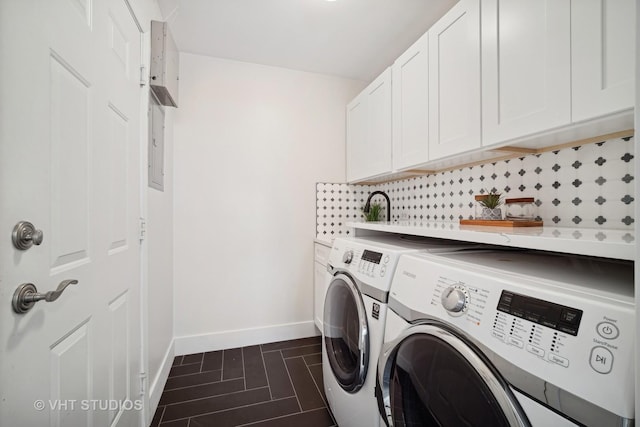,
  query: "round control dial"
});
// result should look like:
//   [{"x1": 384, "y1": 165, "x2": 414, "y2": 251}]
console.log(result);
[
  {"x1": 441, "y1": 285, "x2": 468, "y2": 315},
  {"x1": 342, "y1": 250, "x2": 354, "y2": 264}
]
